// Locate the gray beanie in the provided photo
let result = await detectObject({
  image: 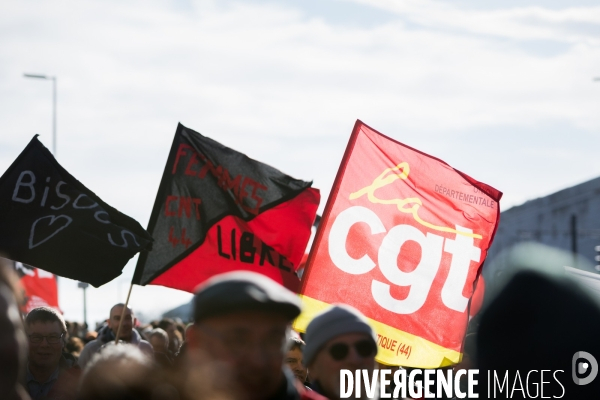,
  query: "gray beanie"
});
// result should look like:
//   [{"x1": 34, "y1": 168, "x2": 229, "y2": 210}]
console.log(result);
[{"x1": 304, "y1": 304, "x2": 377, "y2": 366}]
